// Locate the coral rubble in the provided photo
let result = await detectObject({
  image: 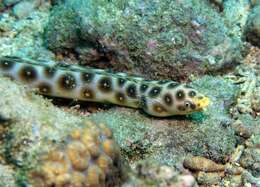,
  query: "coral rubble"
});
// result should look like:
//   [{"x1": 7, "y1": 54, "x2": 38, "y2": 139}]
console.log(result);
[{"x1": 29, "y1": 121, "x2": 124, "y2": 187}]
